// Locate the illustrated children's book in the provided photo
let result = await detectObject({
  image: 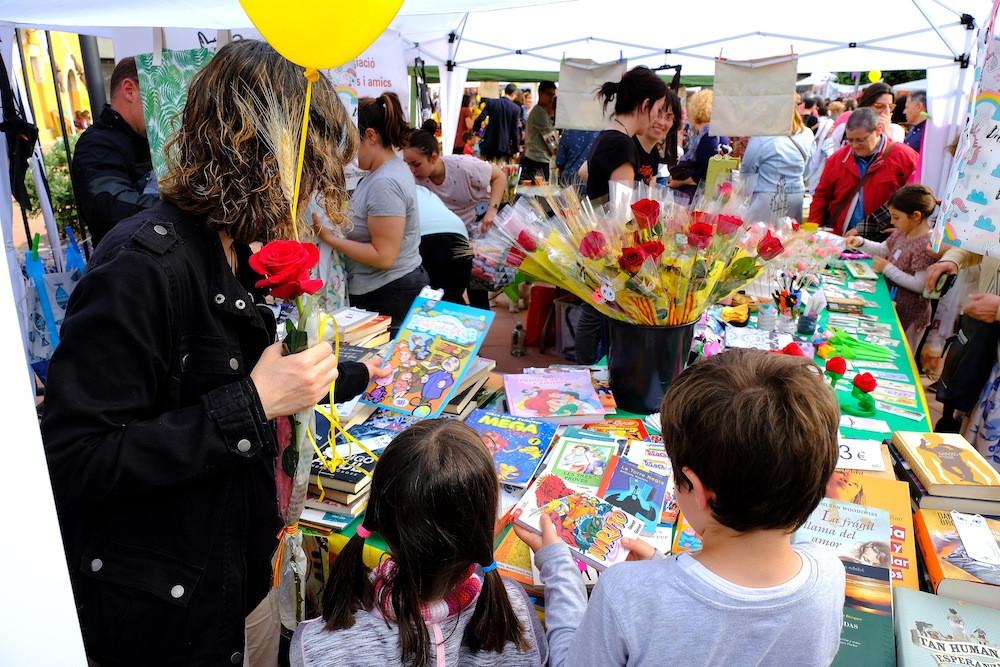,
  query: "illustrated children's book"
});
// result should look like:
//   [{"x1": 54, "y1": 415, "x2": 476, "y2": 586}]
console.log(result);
[
  {"x1": 465, "y1": 409, "x2": 559, "y2": 488},
  {"x1": 504, "y1": 370, "x2": 606, "y2": 424},
  {"x1": 671, "y1": 512, "x2": 702, "y2": 553},
  {"x1": 826, "y1": 470, "x2": 920, "y2": 591},
  {"x1": 795, "y1": 498, "x2": 896, "y2": 667},
  {"x1": 361, "y1": 295, "x2": 494, "y2": 418},
  {"x1": 892, "y1": 431, "x2": 1000, "y2": 501},
  {"x1": 582, "y1": 418, "x2": 650, "y2": 441},
  {"x1": 597, "y1": 455, "x2": 669, "y2": 533},
  {"x1": 913, "y1": 508, "x2": 1000, "y2": 610},
  {"x1": 525, "y1": 364, "x2": 617, "y2": 410},
  {"x1": 545, "y1": 435, "x2": 618, "y2": 492},
  {"x1": 512, "y1": 475, "x2": 643, "y2": 570},
  {"x1": 894, "y1": 586, "x2": 1000, "y2": 666}
]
